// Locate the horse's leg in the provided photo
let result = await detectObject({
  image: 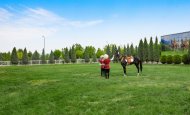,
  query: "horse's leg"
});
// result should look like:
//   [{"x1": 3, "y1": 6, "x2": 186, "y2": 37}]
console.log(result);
[
  {"x1": 135, "y1": 63, "x2": 140, "y2": 76},
  {"x1": 122, "y1": 65, "x2": 127, "y2": 76}
]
